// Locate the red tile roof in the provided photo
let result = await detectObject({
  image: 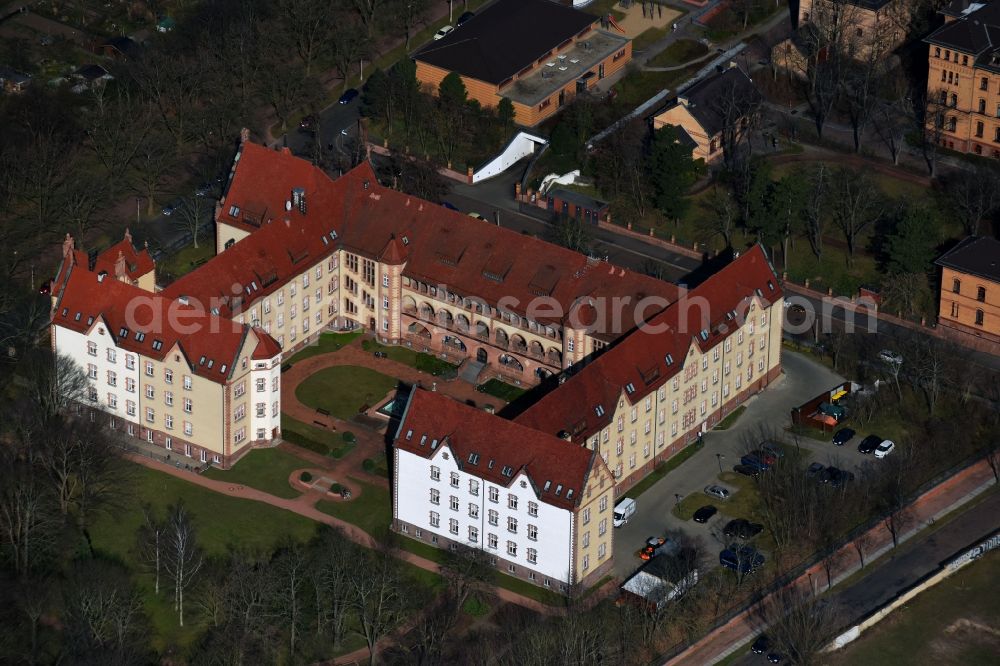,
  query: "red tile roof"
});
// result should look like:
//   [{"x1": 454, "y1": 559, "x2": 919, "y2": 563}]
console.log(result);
[
  {"x1": 53, "y1": 264, "x2": 279, "y2": 384},
  {"x1": 92, "y1": 229, "x2": 155, "y2": 283},
  {"x1": 395, "y1": 389, "x2": 599, "y2": 510},
  {"x1": 514, "y1": 245, "x2": 782, "y2": 440},
  {"x1": 251, "y1": 327, "x2": 282, "y2": 360},
  {"x1": 182, "y1": 140, "x2": 676, "y2": 335}
]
